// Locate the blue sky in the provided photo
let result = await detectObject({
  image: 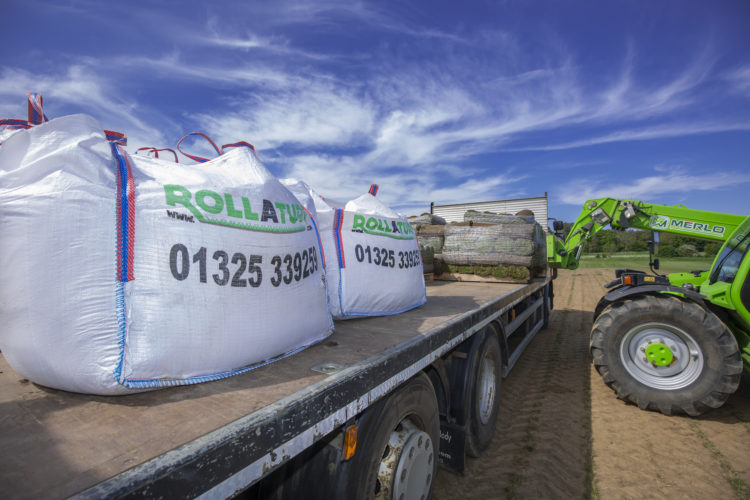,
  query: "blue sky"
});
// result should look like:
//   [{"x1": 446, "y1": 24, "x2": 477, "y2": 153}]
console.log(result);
[{"x1": 1, "y1": 0, "x2": 749, "y2": 224}]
